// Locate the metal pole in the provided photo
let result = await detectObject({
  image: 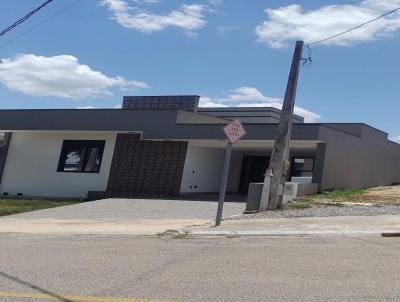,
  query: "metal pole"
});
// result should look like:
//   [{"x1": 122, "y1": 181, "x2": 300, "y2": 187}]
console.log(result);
[
  {"x1": 260, "y1": 40, "x2": 304, "y2": 211},
  {"x1": 215, "y1": 141, "x2": 232, "y2": 226}
]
